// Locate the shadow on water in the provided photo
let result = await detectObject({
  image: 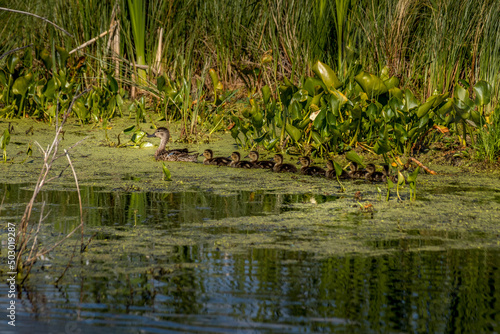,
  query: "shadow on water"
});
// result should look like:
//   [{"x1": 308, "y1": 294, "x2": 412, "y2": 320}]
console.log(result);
[{"x1": 1, "y1": 183, "x2": 499, "y2": 333}]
